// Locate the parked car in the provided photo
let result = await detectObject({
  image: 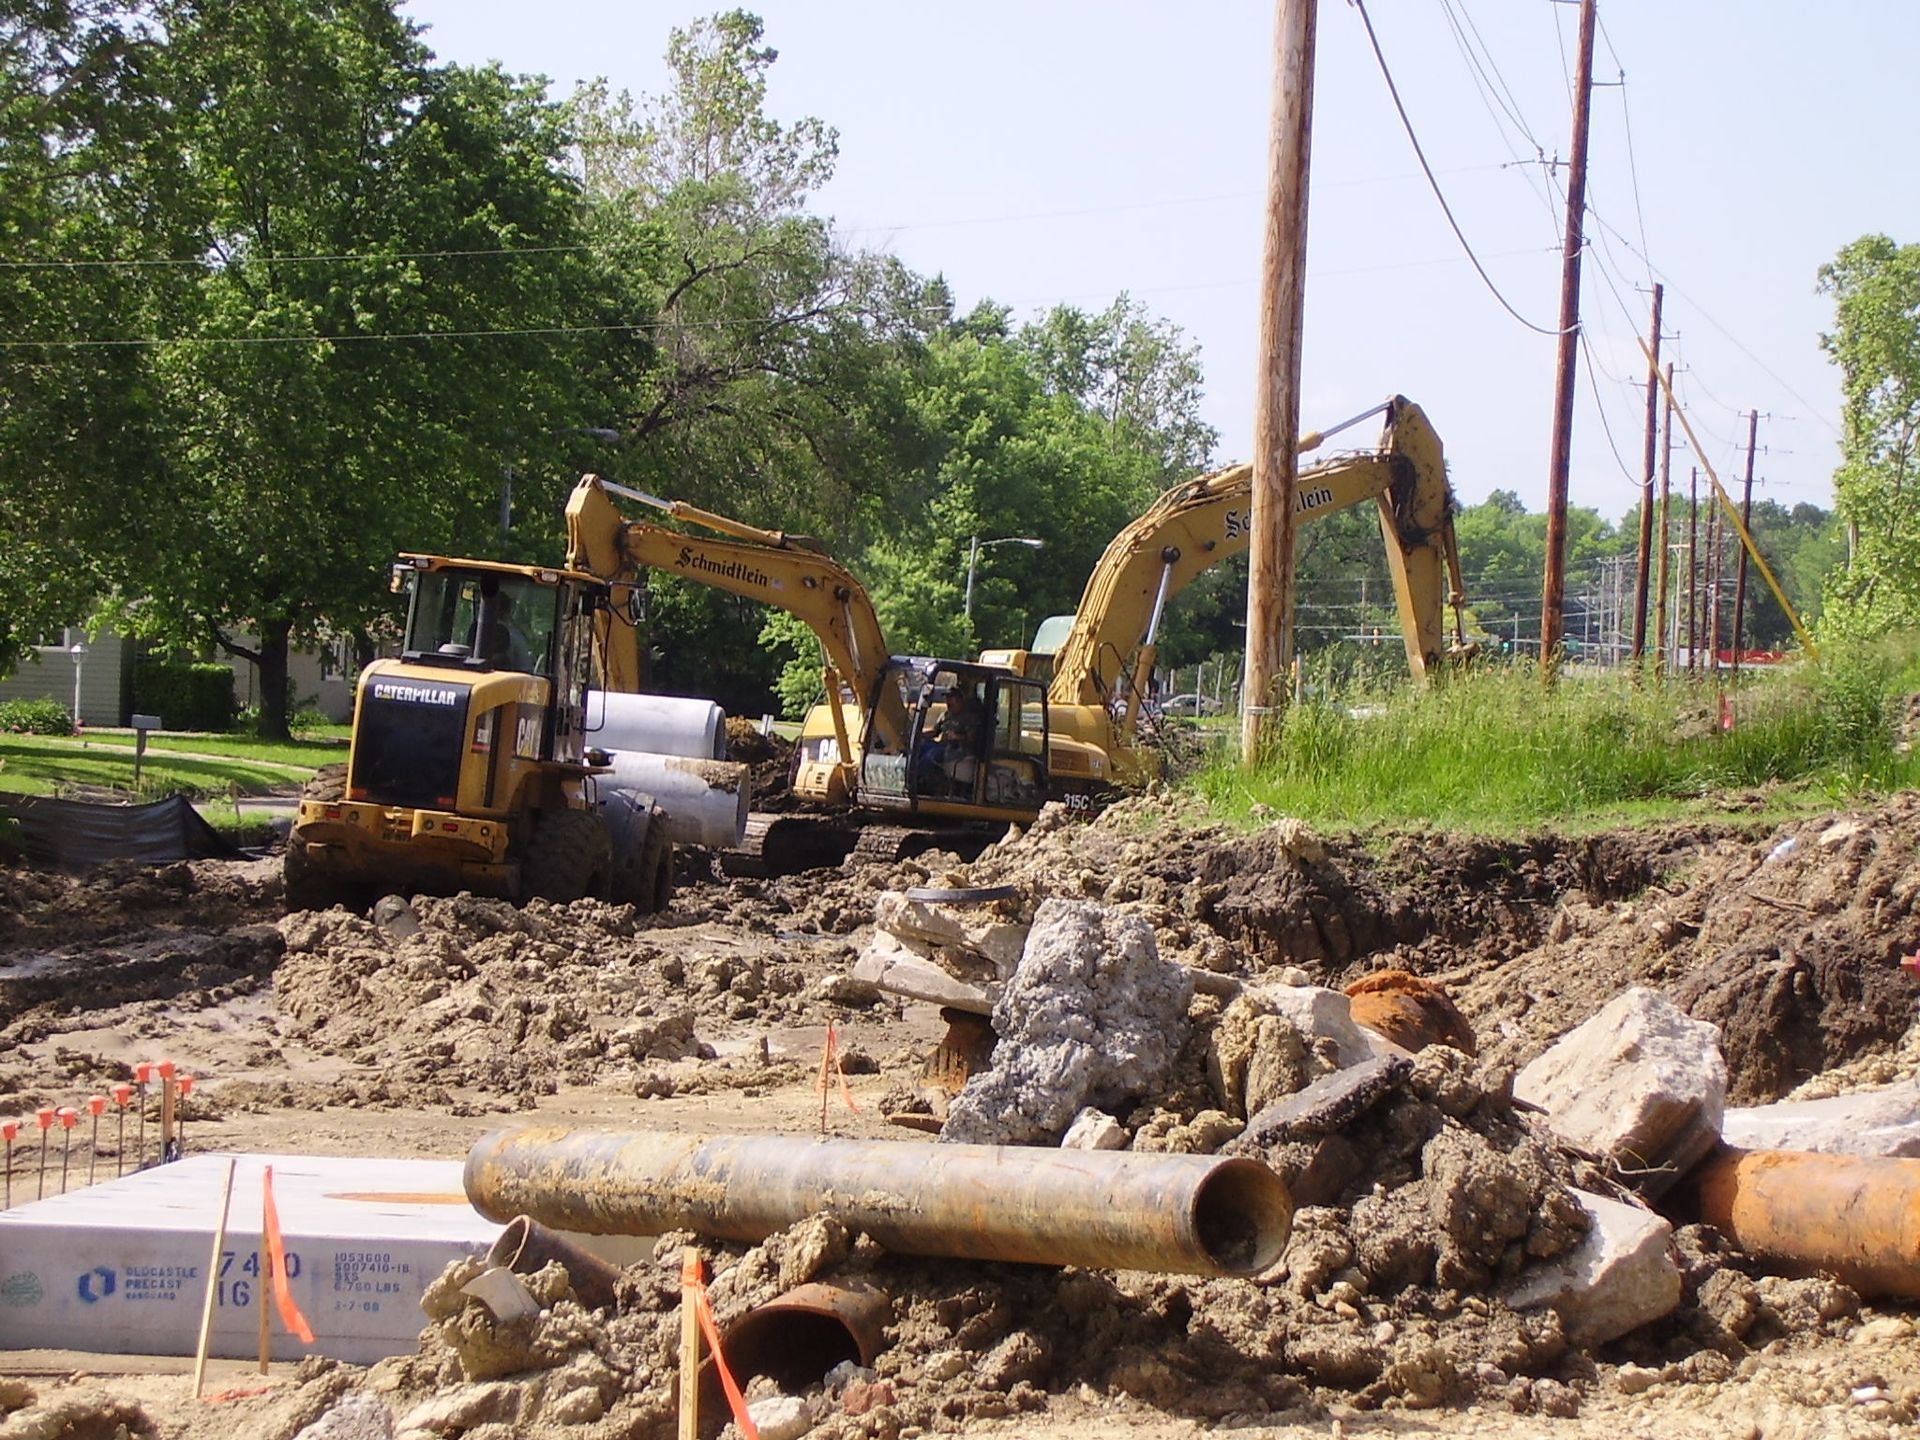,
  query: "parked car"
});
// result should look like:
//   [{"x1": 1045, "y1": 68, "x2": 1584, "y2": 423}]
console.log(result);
[{"x1": 1159, "y1": 692, "x2": 1222, "y2": 716}]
